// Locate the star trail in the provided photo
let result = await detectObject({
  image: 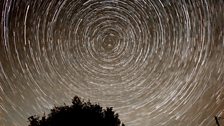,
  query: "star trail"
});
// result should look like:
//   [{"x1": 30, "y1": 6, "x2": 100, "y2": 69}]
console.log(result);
[{"x1": 0, "y1": 0, "x2": 224, "y2": 126}]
